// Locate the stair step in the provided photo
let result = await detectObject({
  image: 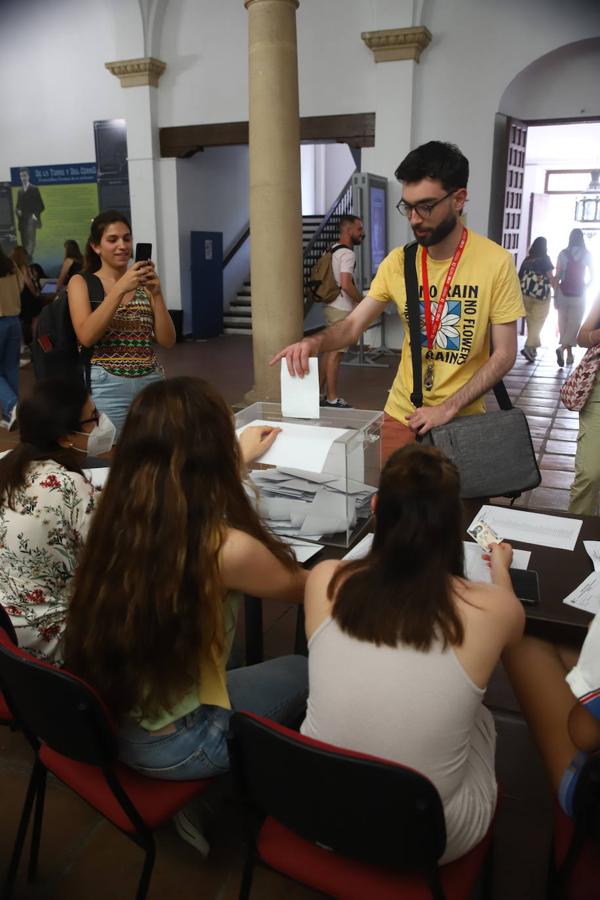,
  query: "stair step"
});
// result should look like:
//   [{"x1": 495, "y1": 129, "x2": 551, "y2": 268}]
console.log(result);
[
  {"x1": 229, "y1": 308, "x2": 252, "y2": 318},
  {"x1": 232, "y1": 298, "x2": 252, "y2": 307},
  {"x1": 223, "y1": 313, "x2": 252, "y2": 328},
  {"x1": 224, "y1": 327, "x2": 253, "y2": 334}
]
